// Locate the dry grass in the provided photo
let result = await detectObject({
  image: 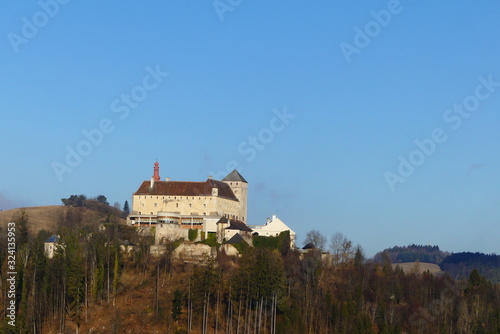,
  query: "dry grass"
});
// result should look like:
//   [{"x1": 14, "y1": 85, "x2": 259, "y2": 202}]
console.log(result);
[
  {"x1": 0, "y1": 205, "x2": 126, "y2": 235},
  {"x1": 393, "y1": 262, "x2": 443, "y2": 275},
  {"x1": 0, "y1": 205, "x2": 64, "y2": 234}
]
